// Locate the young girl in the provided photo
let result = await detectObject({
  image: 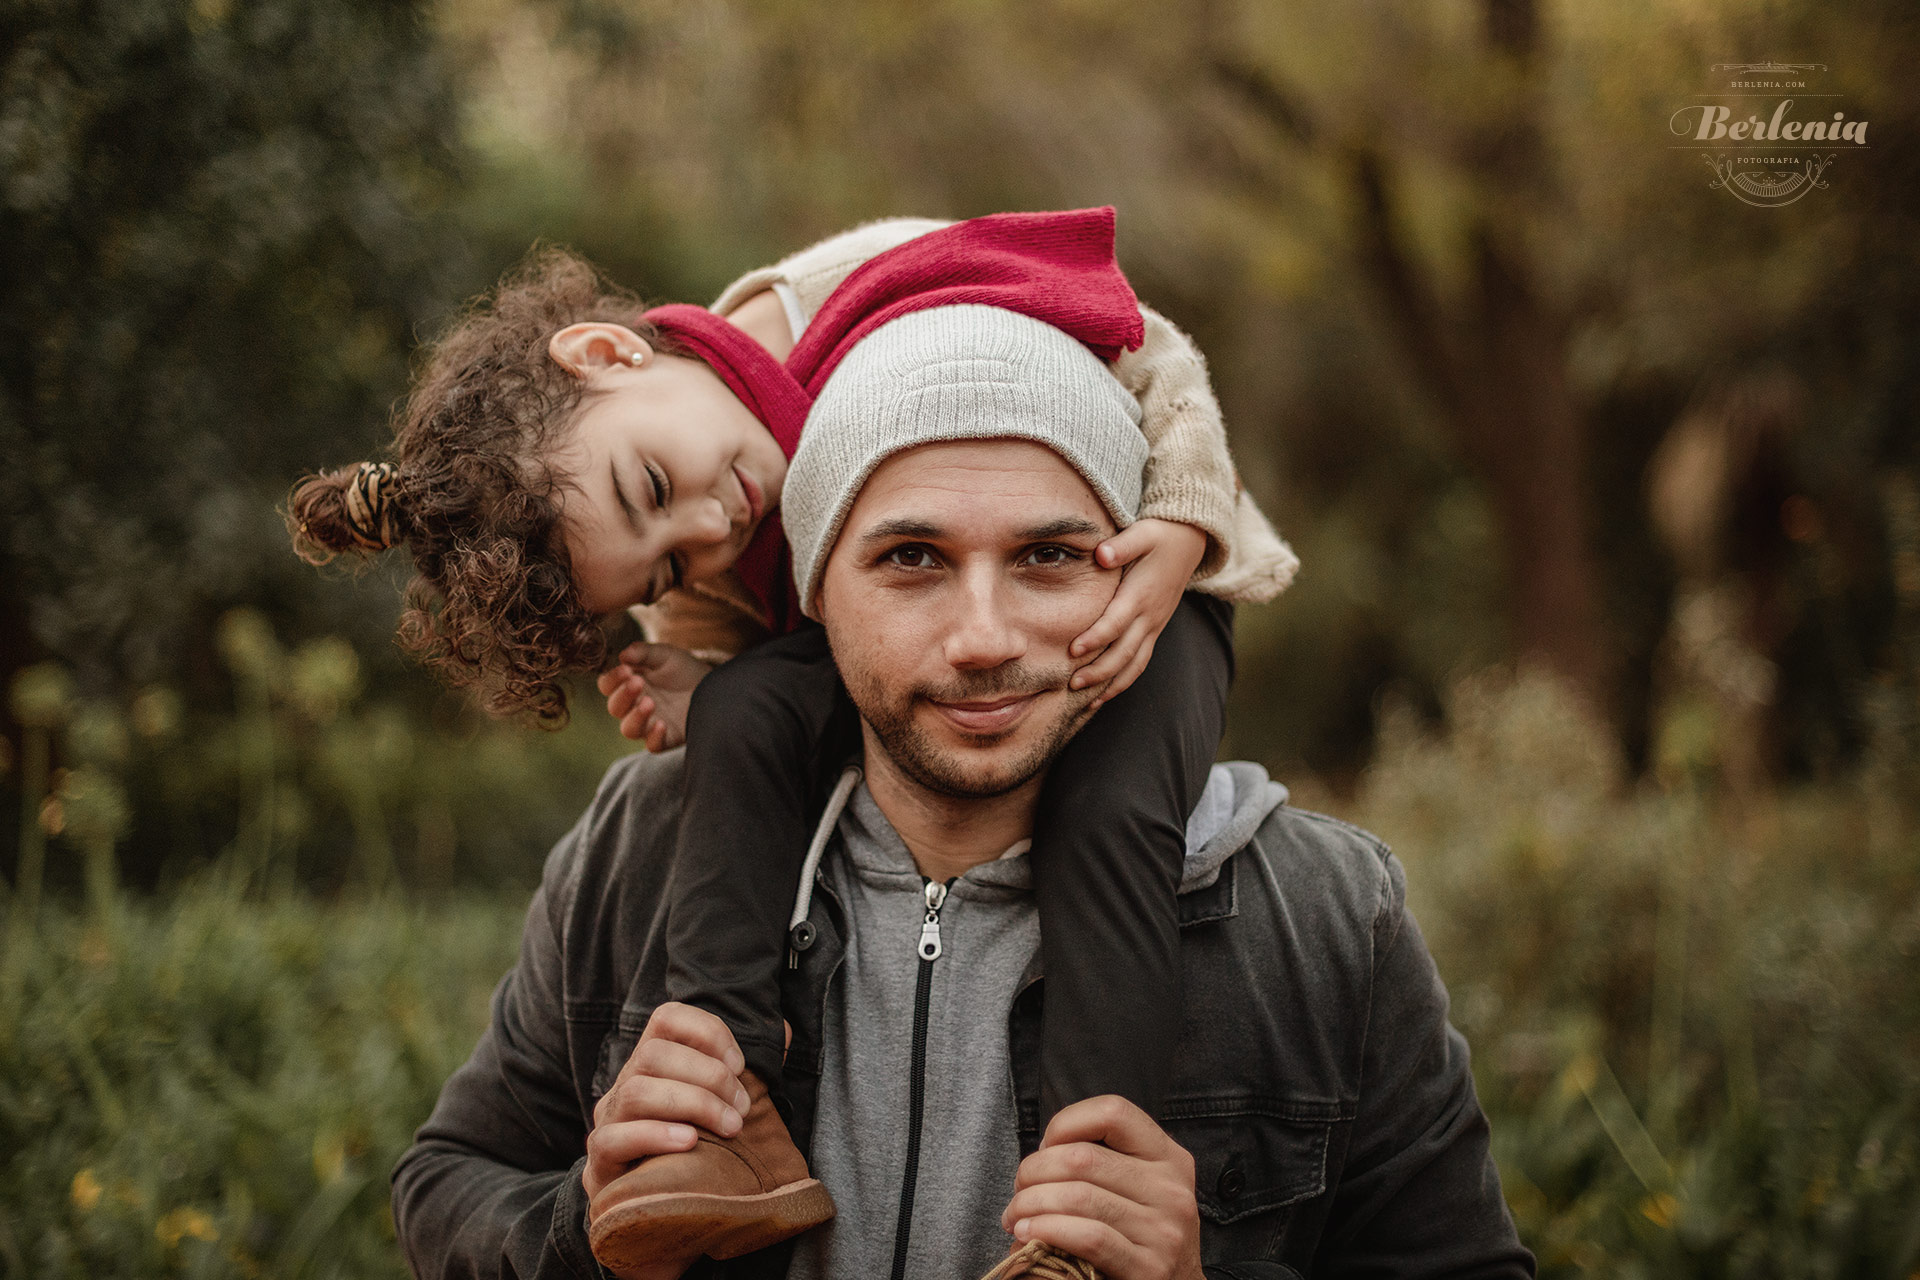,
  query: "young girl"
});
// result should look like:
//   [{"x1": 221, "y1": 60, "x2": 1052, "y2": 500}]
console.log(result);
[{"x1": 289, "y1": 209, "x2": 1295, "y2": 1268}]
